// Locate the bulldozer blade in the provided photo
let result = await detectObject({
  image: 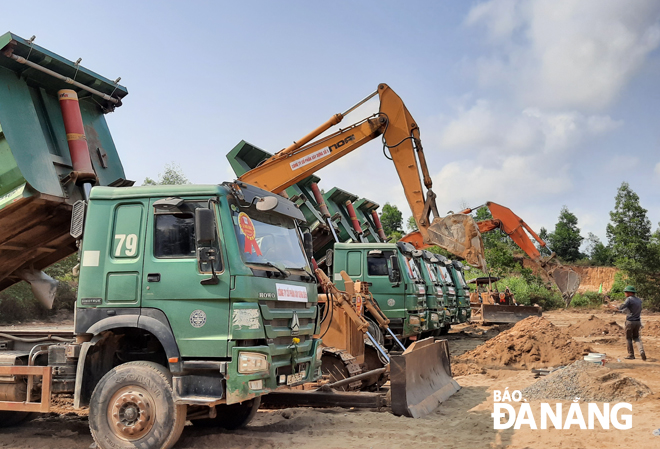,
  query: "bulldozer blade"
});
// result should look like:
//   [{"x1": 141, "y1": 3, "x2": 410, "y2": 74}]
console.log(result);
[
  {"x1": 547, "y1": 265, "x2": 581, "y2": 306},
  {"x1": 480, "y1": 304, "x2": 542, "y2": 324},
  {"x1": 427, "y1": 215, "x2": 486, "y2": 271},
  {"x1": 390, "y1": 337, "x2": 460, "y2": 418}
]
